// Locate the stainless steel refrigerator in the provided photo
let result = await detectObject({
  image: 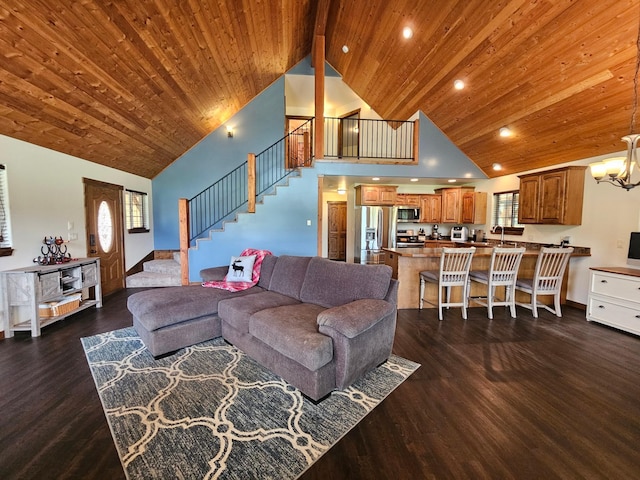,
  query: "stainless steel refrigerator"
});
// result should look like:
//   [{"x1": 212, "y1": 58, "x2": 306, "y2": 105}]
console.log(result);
[{"x1": 354, "y1": 205, "x2": 397, "y2": 264}]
